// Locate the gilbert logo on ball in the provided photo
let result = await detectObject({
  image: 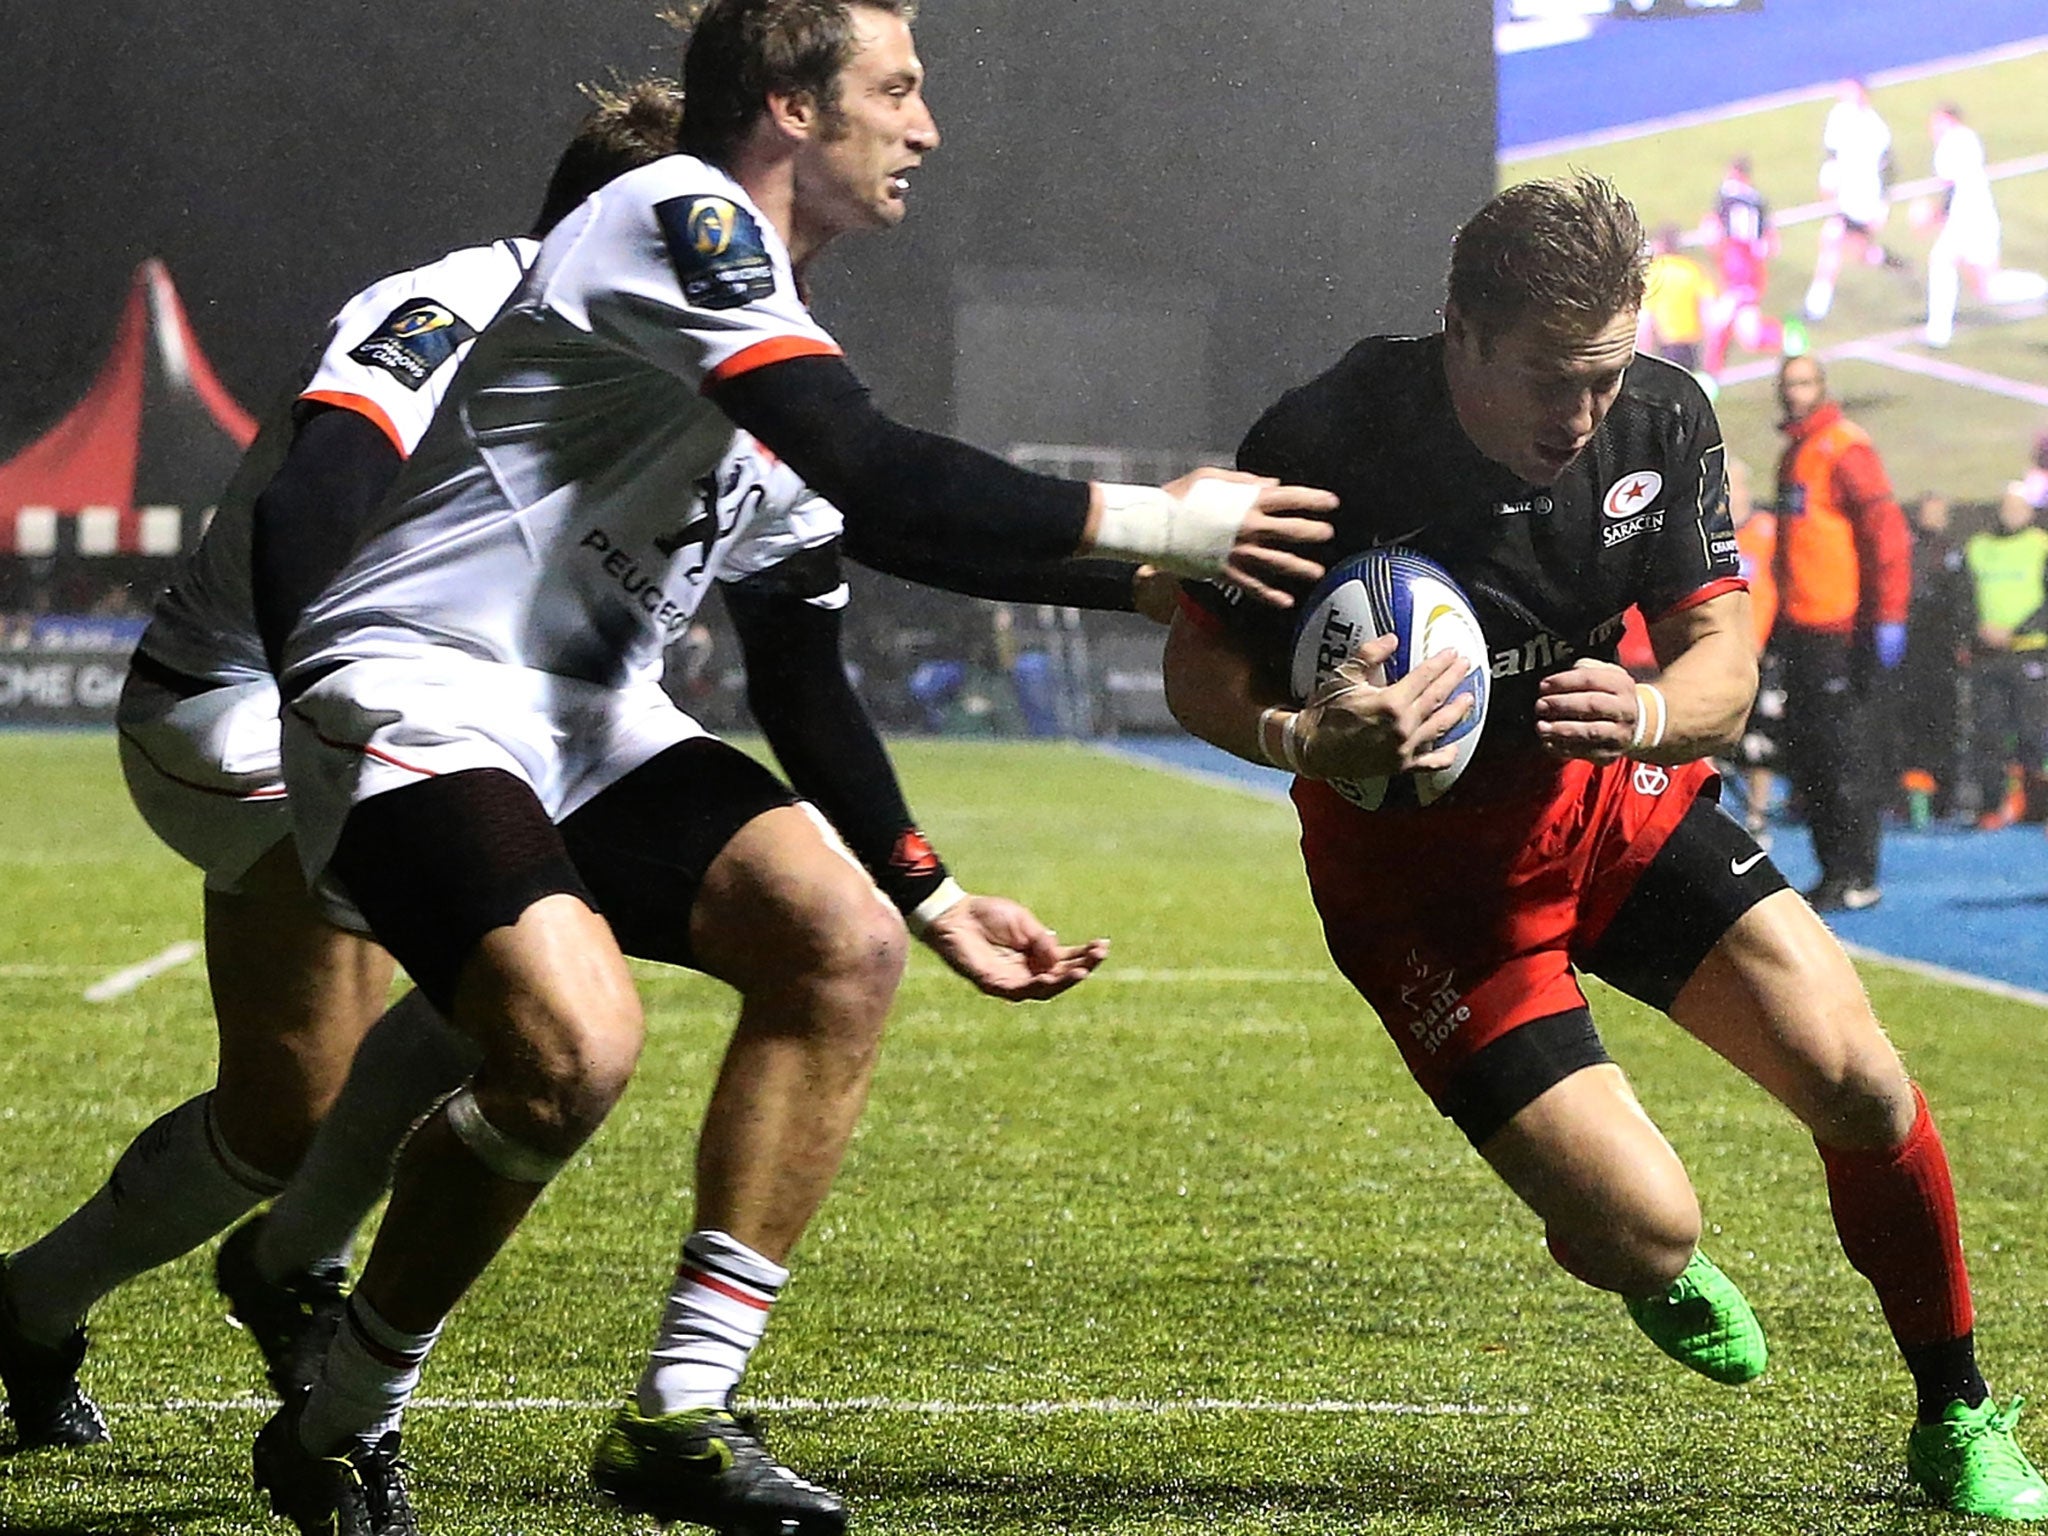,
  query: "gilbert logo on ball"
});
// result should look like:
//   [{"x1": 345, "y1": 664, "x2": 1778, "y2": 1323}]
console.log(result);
[{"x1": 1289, "y1": 548, "x2": 1490, "y2": 811}]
